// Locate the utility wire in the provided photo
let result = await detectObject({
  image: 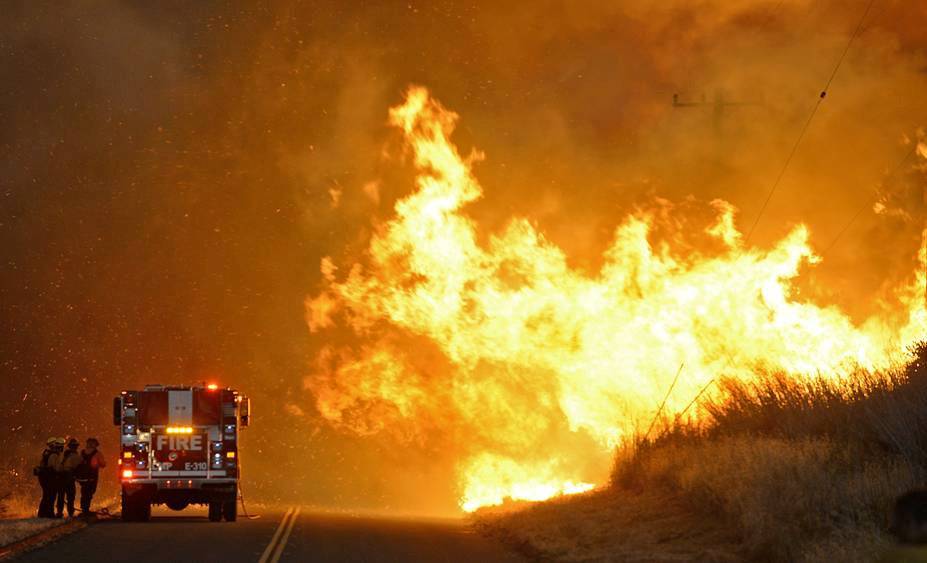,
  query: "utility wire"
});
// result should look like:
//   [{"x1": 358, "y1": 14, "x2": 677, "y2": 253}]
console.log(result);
[
  {"x1": 821, "y1": 0, "x2": 876, "y2": 96},
  {"x1": 820, "y1": 140, "x2": 920, "y2": 257},
  {"x1": 661, "y1": 0, "x2": 883, "y2": 429},
  {"x1": 676, "y1": 377, "x2": 718, "y2": 421},
  {"x1": 745, "y1": 99, "x2": 824, "y2": 242},
  {"x1": 745, "y1": 0, "x2": 877, "y2": 243},
  {"x1": 643, "y1": 363, "x2": 685, "y2": 440}
]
